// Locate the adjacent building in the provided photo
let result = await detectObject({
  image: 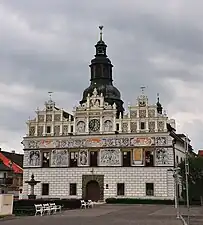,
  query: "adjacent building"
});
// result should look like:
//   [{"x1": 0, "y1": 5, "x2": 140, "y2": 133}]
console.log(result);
[
  {"x1": 0, "y1": 150, "x2": 23, "y2": 198},
  {"x1": 22, "y1": 27, "x2": 193, "y2": 201}
]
